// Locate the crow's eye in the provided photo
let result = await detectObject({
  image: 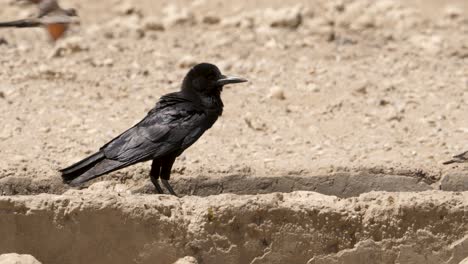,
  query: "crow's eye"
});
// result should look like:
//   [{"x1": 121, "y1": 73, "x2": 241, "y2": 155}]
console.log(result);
[{"x1": 207, "y1": 73, "x2": 216, "y2": 80}]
